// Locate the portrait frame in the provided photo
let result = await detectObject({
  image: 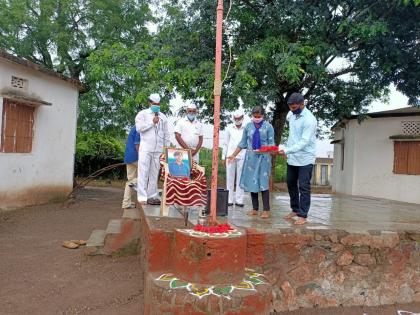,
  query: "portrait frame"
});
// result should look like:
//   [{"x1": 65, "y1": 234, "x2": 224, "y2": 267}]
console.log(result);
[{"x1": 165, "y1": 147, "x2": 192, "y2": 178}]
